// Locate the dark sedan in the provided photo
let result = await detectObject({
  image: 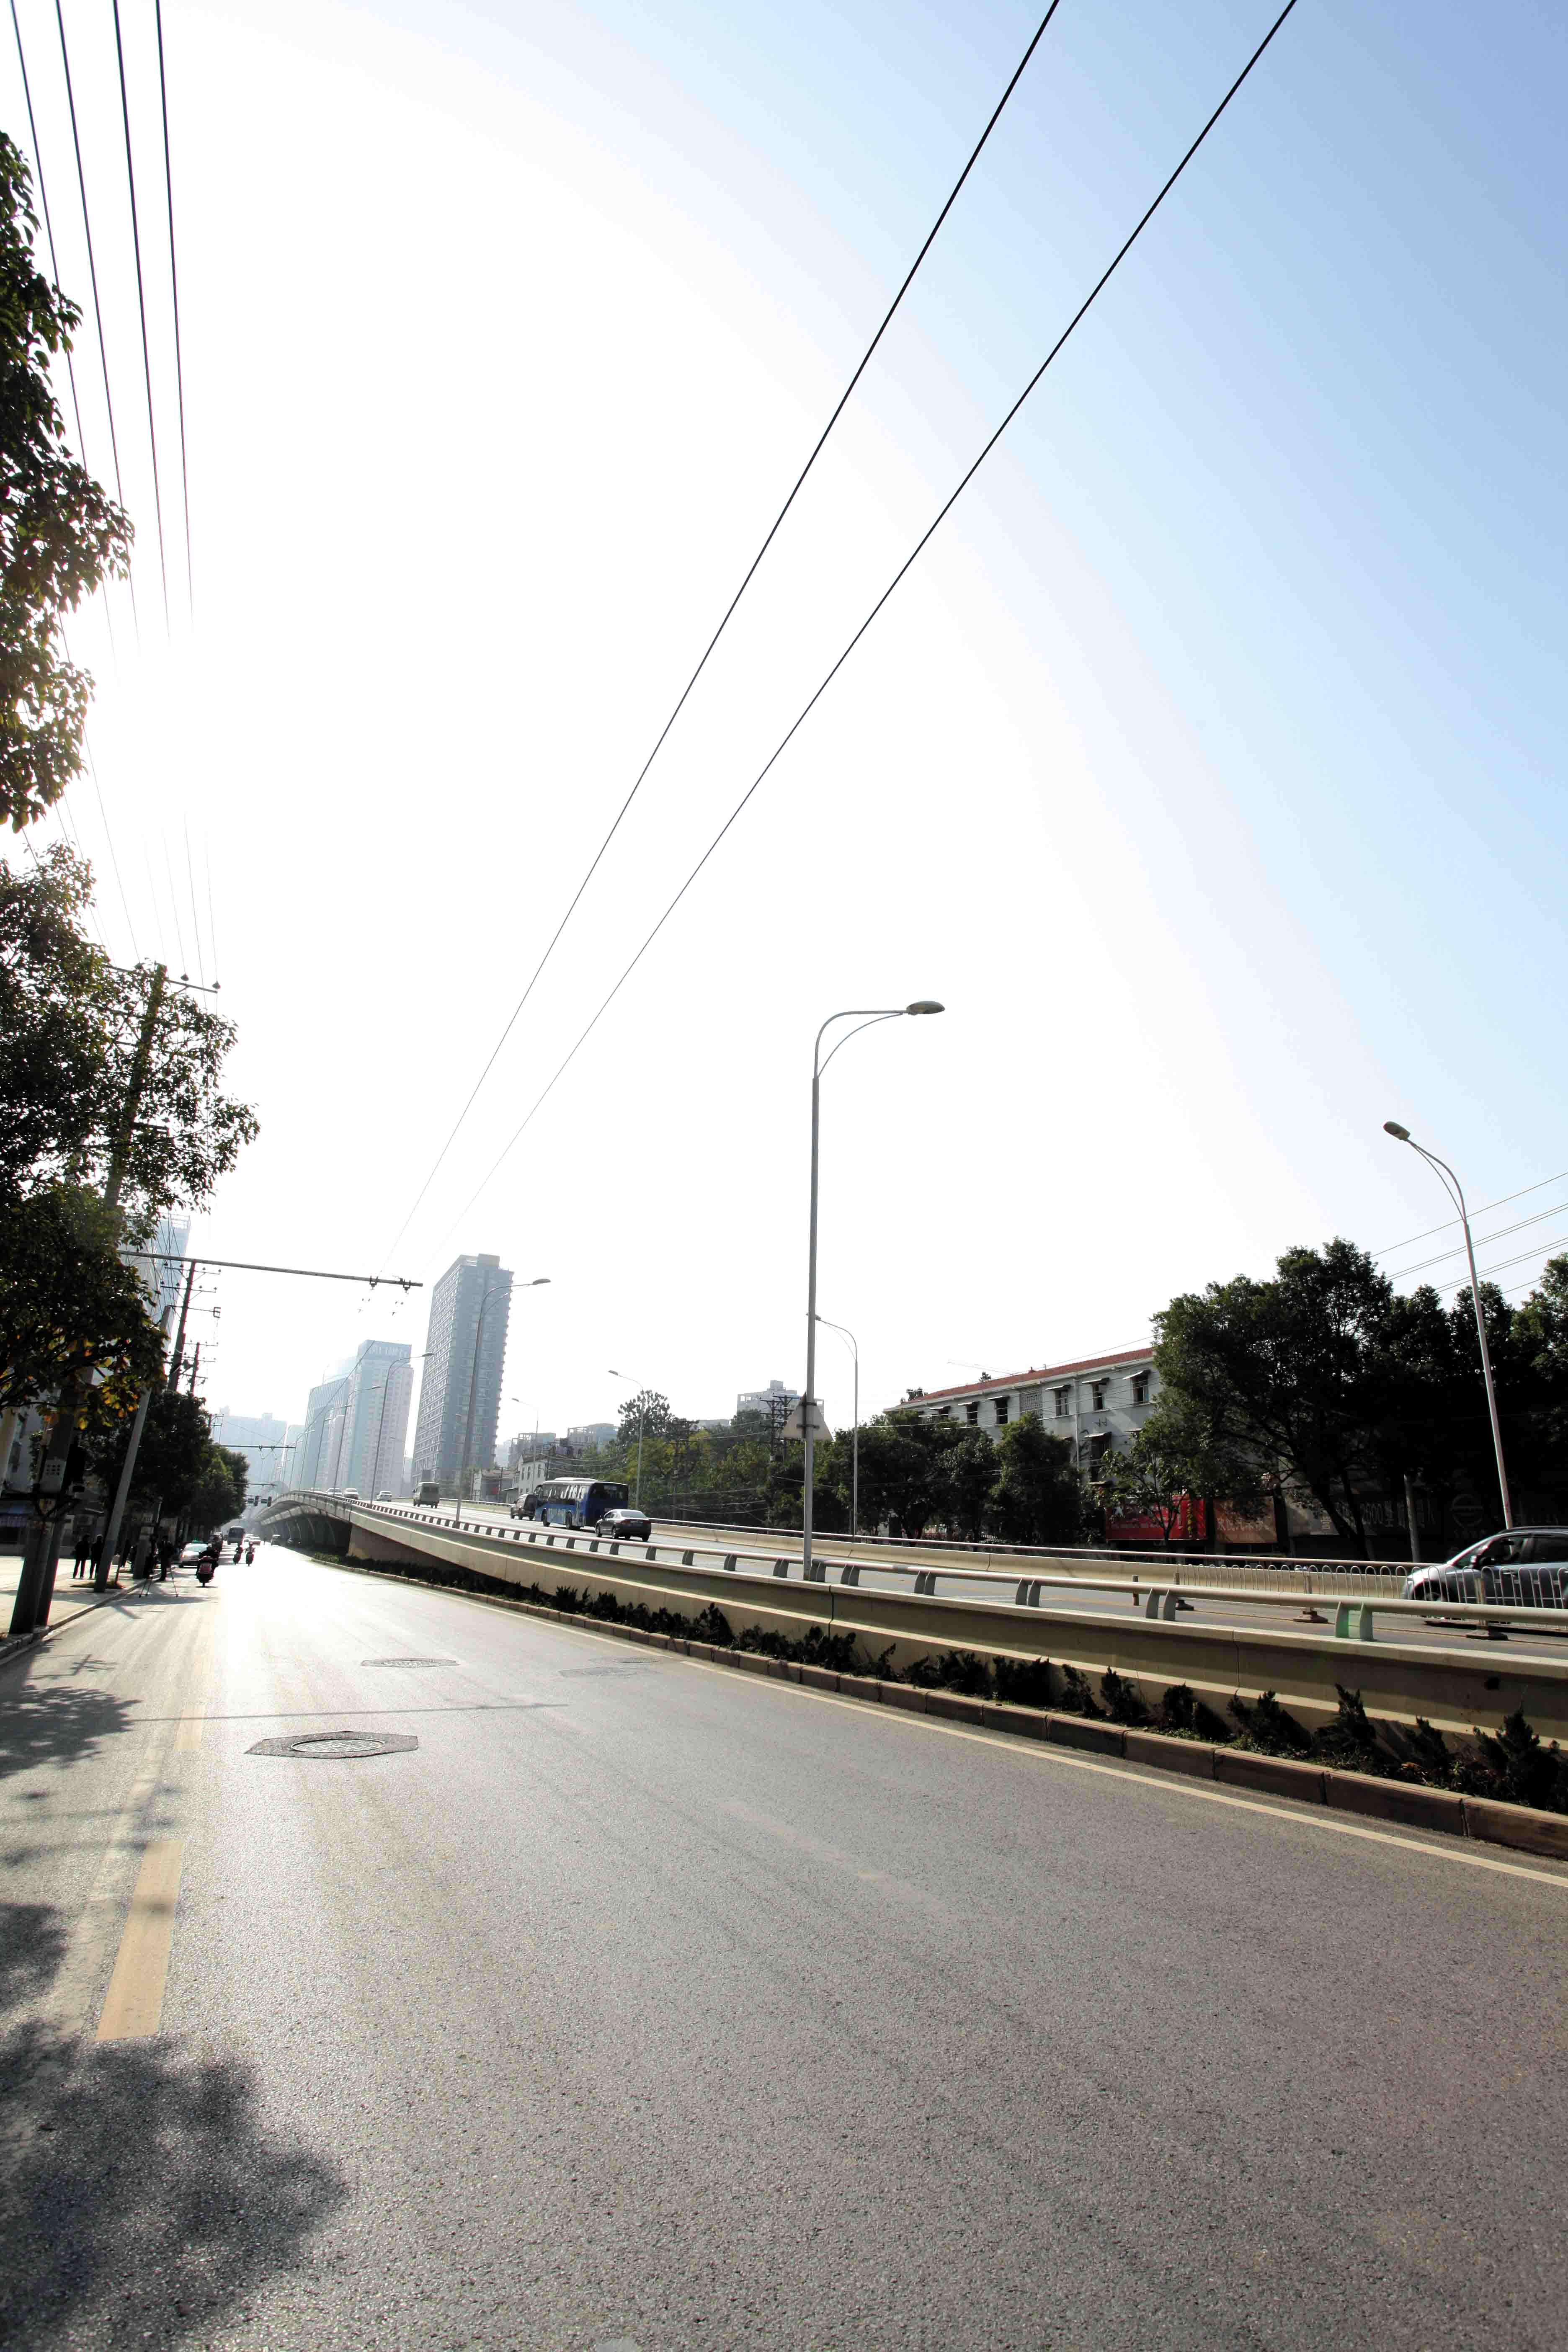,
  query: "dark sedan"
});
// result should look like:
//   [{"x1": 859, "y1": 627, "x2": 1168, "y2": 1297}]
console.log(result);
[{"x1": 598, "y1": 1506, "x2": 653, "y2": 1543}]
